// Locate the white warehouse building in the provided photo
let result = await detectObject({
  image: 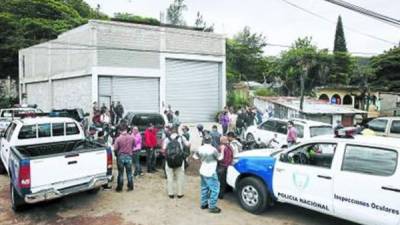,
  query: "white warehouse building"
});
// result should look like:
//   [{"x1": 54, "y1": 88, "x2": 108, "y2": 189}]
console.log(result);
[{"x1": 19, "y1": 20, "x2": 226, "y2": 122}]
